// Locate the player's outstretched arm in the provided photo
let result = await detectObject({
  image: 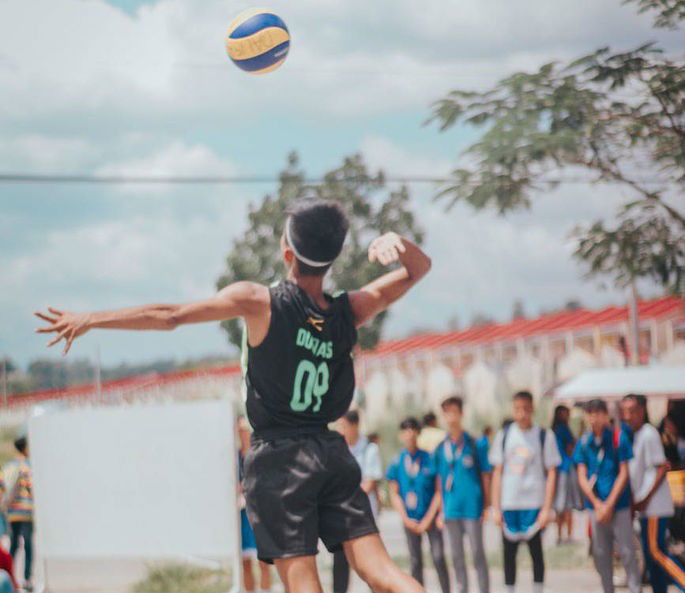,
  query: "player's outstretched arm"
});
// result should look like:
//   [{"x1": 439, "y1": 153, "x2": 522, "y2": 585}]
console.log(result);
[
  {"x1": 34, "y1": 281, "x2": 269, "y2": 356},
  {"x1": 349, "y1": 232, "x2": 431, "y2": 328}
]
